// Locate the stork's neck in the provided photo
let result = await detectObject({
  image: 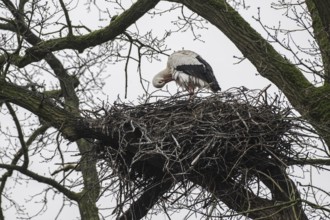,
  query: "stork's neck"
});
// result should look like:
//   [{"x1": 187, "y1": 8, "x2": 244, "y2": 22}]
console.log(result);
[{"x1": 159, "y1": 68, "x2": 173, "y2": 81}]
